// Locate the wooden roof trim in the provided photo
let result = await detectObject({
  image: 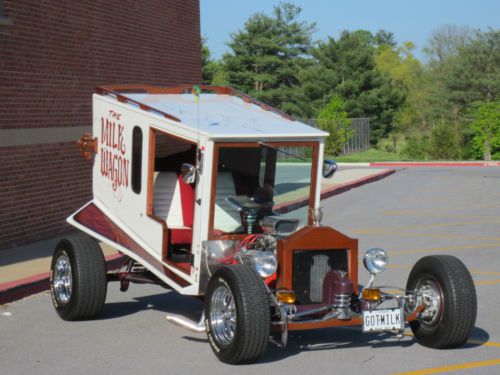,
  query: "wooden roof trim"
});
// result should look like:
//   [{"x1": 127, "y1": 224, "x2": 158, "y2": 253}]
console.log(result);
[{"x1": 96, "y1": 85, "x2": 182, "y2": 122}]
